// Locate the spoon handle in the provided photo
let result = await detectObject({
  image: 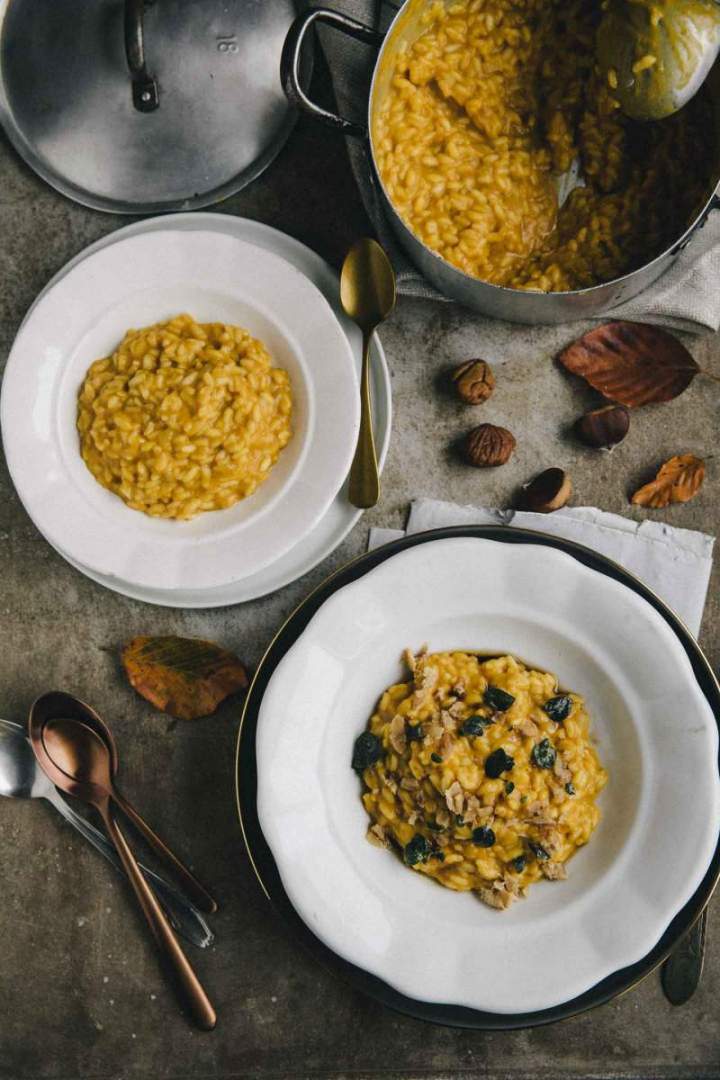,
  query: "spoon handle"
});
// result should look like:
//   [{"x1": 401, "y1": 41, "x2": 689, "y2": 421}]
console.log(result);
[
  {"x1": 45, "y1": 788, "x2": 214, "y2": 949},
  {"x1": 112, "y1": 789, "x2": 217, "y2": 914},
  {"x1": 661, "y1": 909, "x2": 707, "y2": 1005},
  {"x1": 99, "y1": 802, "x2": 216, "y2": 1031},
  {"x1": 348, "y1": 327, "x2": 379, "y2": 509}
]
